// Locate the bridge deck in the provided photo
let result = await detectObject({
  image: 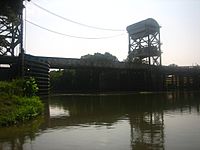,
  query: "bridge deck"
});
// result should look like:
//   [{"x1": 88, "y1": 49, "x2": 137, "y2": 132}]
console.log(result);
[
  {"x1": 25, "y1": 55, "x2": 200, "y2": 74},
  {"x1": 26, "y1": 55, "x2": 152, "y2": 69},
  {"x1": 27, "y1": 55, "x2": 156, "y2": 70},
  {"x1": 1, "y1": 55, "x2": 200, "y2": 91},
  {"x1": 1, "y1": 55, "x2": 199, "y2": 73}
]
